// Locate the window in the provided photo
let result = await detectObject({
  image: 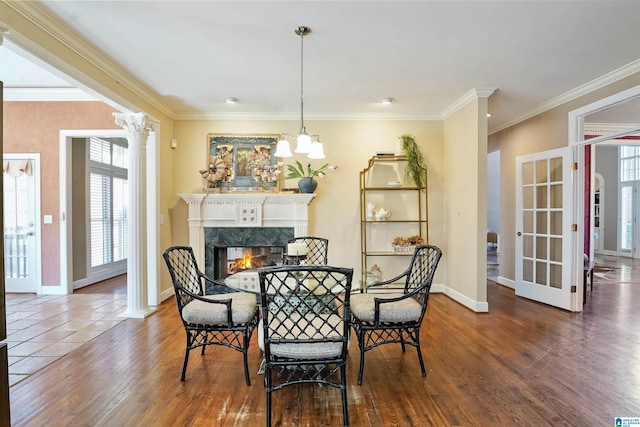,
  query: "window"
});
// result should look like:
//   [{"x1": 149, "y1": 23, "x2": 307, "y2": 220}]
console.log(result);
[
  {"x1": 619, "y1": 146, "x2": 640, "y2": 253},
  {"x1": 88, "y1": 138, "x2": 128, "y2": 272}
]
